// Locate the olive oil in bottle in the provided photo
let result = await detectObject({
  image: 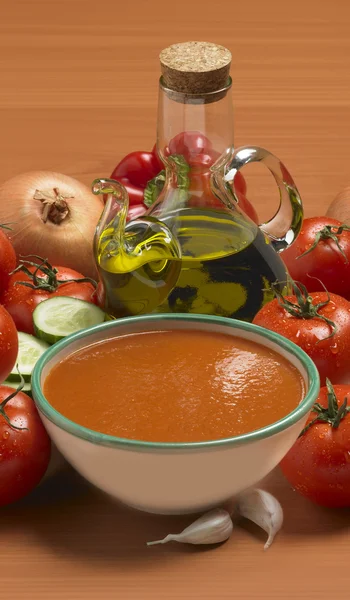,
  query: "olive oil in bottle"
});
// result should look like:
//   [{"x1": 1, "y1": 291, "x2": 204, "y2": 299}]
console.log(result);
[{"x1": 96, "y1": 206, "x2": 289, "y2": 320}]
